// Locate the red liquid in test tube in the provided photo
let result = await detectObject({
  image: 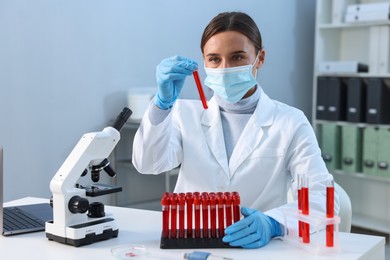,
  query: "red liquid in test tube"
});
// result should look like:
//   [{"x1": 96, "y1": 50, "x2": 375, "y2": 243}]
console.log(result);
[
  {"x1": 302, "y1": 176, "x2": 310, "y2": 243},
  {"x1": 217, "y1": 193, "x2": 225, "y2": 238},
  {"x1": 185, "y1": 193, "x2": 193, "y2": 238},
  {"x1": 326, "y1": 179, "x2": 335, "y2": 247},
  {"x1": 170, "y1": 194, "x2": 178, "y2": 238},
  {"x1": 224, "y1": 193, "x2": 233, "y2": 227},
  {"x1": 232, "y1": 193, "x2": 240, "y2": 223},
  {"x1": 209, "y1": 193, "x2": 217, "y2": 238},
  {"x1": 178, "y1": 193, "x2": 186, "y2": 238},
  {"x1": 194, "y1": 194, "x2": 201, "y2": 238},
  {"x1": 161, "y1": 194, "x2": 170, "y2": 238},
  {"x1": 202, "y1": 194, "x2": 210, "y2": 238},
  {"x1": 297, "y1": 174, "x2": 303, "y2": 238},
  {"x1": 193, "y1": 70, "x2": 208, "y2": 109}
]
